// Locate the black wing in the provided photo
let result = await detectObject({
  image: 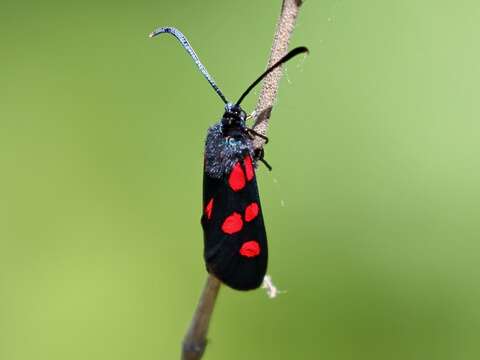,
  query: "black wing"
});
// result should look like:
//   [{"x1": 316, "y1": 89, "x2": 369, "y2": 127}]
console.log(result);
[{"x1": 201, "y1": 154, "x2": 268, "y2": 290}]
